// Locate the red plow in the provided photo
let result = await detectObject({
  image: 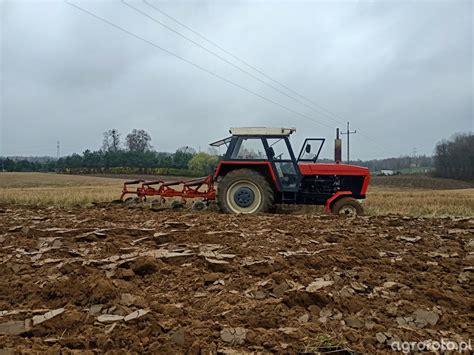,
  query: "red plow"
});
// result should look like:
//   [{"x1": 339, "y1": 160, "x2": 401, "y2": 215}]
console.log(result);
[{"x1": 119, "y1": 175, "x2": 216, "y2": 209}]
